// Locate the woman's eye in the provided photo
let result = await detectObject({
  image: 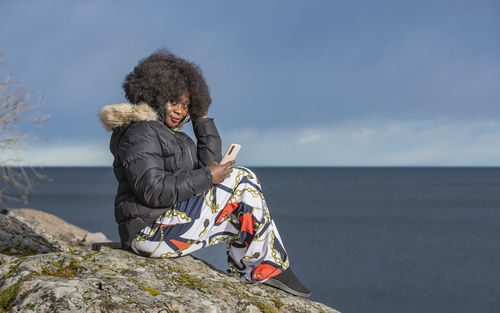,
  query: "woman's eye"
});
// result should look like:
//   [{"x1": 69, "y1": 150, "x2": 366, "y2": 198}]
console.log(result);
[{"x1": 183, "y1": 103, "x2": 189, "y2": 108}]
